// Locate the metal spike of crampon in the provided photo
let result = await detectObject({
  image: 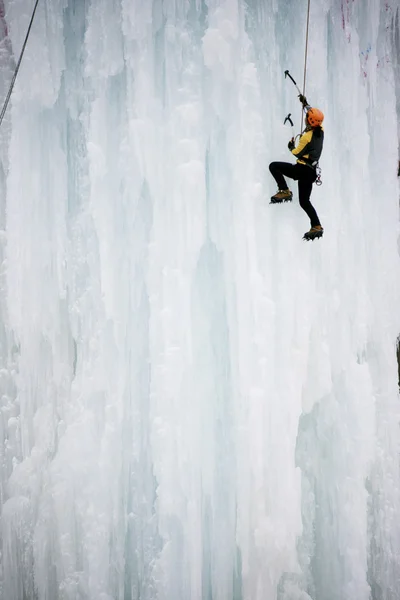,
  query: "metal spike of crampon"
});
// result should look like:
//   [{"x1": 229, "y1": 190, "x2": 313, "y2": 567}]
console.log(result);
[{"x1": 303, "y1": 227, "x2": 324, "y2": 241}]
